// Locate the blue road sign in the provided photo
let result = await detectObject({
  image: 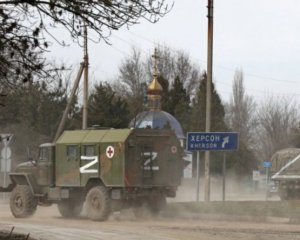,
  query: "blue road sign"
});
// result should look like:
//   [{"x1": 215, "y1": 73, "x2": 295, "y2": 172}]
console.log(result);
[
  {"x1": 263, "y1": 161, "x2": 272, "y2": 168},
  {"x1": 187, "y1": 132, "x2": 239, "y2": 151}
]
